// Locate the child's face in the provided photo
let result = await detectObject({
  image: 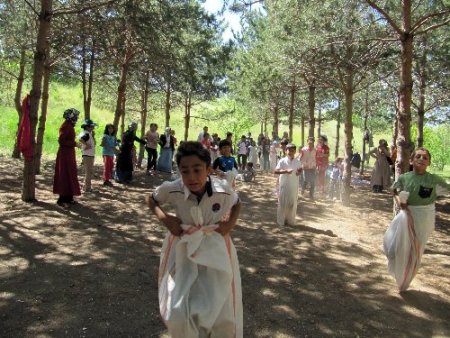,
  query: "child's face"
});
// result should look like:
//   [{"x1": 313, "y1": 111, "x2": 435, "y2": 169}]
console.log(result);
[
  {"x1": 107, "y1": 126, "x2": 114, "y2": 134},
  {"x1": 220, "y1": 146, "x2": 231, "y2": 156},
  {"x1": 178, "y1": 155, "x2": 210, "y2": 196},
  {"x1": 287, "y1": 147, "x2": 296, "y2": 158},
  {"x1": 410, "y1": 150, "x2": 430, "y2": 174}
]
